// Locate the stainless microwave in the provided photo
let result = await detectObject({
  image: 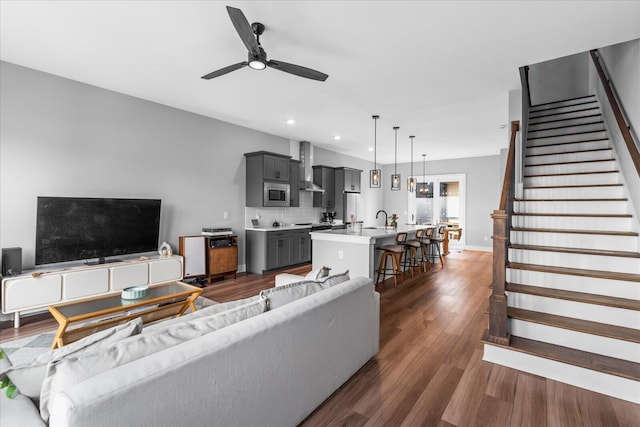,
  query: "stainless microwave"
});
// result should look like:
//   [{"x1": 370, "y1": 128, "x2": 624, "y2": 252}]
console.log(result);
[{"x1": 264, "y1": 182, "x2": 290, "y2": 207}]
